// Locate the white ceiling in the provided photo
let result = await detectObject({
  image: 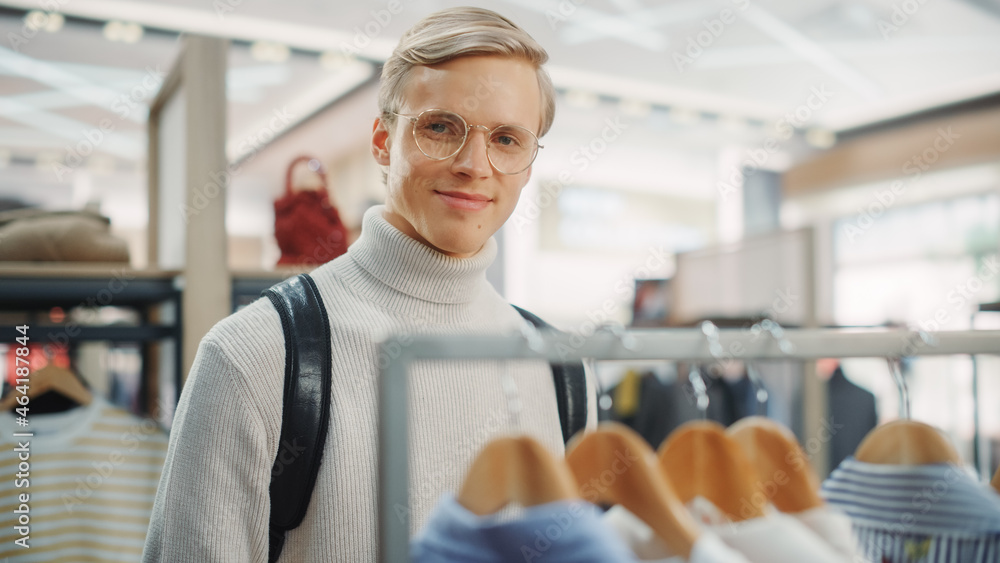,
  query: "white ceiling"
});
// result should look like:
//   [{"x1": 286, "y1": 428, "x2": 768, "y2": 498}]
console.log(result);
[{"x1": 1, "y1": 0, "x2": 999, "y2": 203}]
